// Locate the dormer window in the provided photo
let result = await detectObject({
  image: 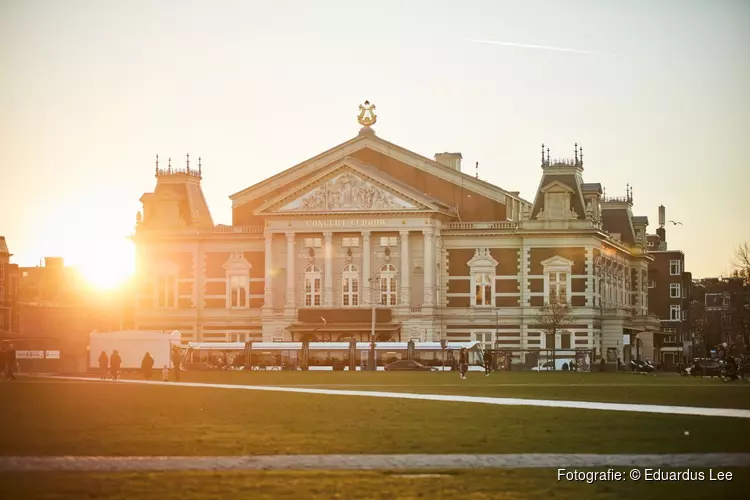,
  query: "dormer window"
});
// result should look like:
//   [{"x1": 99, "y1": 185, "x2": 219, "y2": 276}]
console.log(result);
[
  {"x1": 541, "y1": 256, "x2": 573, "y2": 304},
  {"x1": 536, "y1": 181, "x2": 577, "y2": 220},
  {"x1": 467, "y1": 248, "x2": 498, "y2": 307}
]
